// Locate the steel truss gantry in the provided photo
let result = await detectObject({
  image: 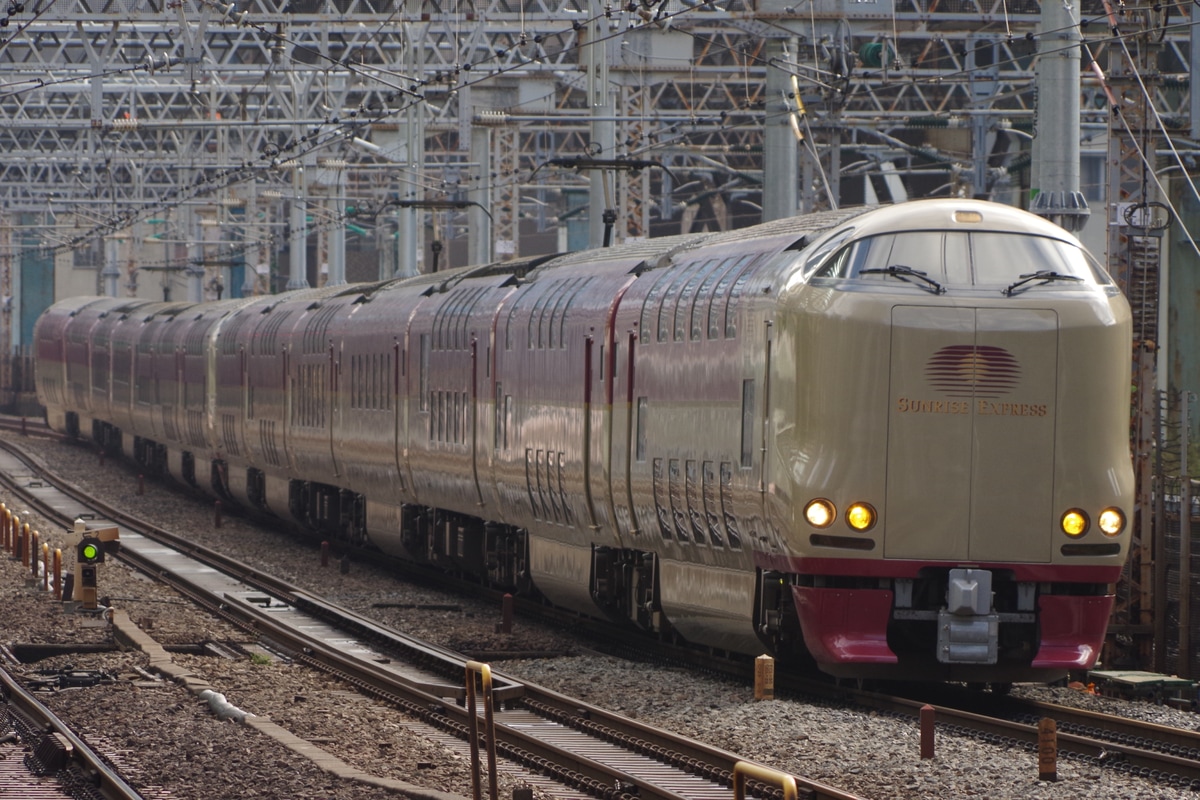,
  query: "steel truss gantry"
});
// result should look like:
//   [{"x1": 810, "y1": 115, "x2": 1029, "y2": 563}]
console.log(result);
[{"x1": 4, "y1": 0, "x2": 1192, "y2": 276}]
